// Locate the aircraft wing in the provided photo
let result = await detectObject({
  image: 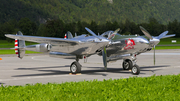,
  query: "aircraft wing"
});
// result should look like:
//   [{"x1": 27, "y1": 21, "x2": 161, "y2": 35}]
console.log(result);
[{"x1": 5, "y1": 34, "x2": 79, "y2": 46}]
